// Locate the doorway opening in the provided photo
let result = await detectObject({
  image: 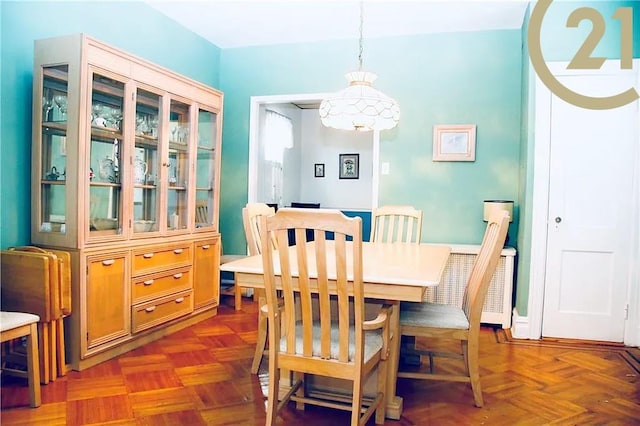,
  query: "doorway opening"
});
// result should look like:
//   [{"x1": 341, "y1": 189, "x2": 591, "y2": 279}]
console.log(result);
[{"x1": 248, "y1": 93, "x2": 380, "y2": 210}]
